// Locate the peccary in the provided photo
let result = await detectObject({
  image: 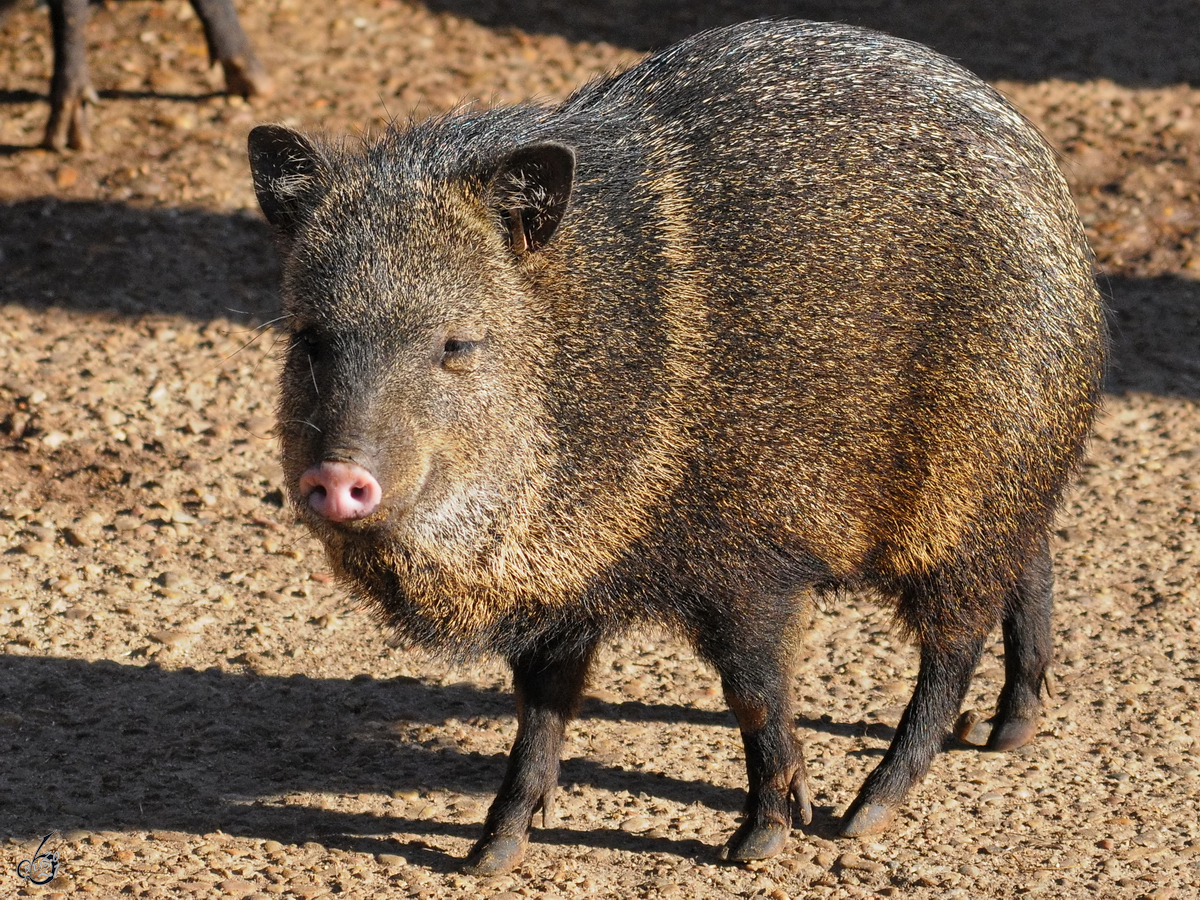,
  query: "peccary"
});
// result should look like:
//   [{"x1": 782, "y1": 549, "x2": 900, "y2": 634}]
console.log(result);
[
  {"x1": 247, "y1": 19, "x2": 1105, "y2": 874},
  {"x1": 38, "y1": 0, "x2": 272, "y2": 151}
]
